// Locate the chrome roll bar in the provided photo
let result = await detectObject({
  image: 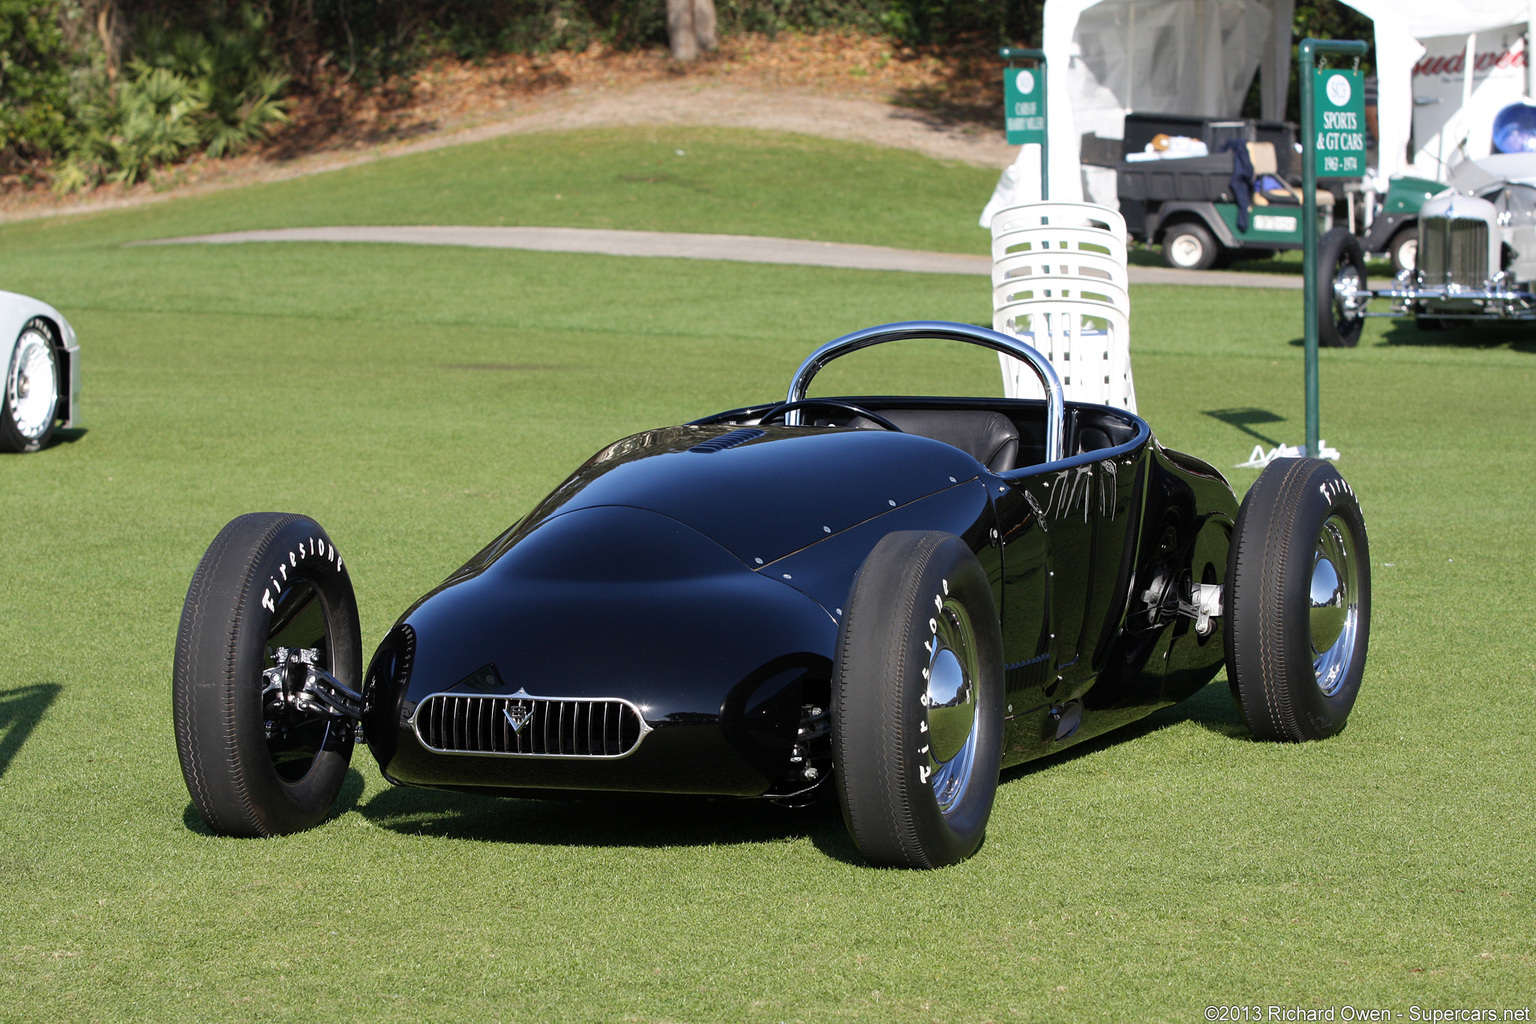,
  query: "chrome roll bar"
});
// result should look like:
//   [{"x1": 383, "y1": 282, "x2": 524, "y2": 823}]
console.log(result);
[{"x1": 784, "y1": 320, "x2": 1065, "y2": 464}]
